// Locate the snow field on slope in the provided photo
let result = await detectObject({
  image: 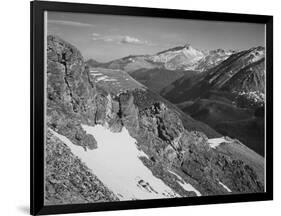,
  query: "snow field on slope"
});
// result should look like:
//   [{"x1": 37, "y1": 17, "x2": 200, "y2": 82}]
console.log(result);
[
  {"x1": 207, "y1": 137, "x2": 230, "y2": 149},
  {"x1": 219, "y1": 181, "x2": 232, "y2": 193},
  {"x1": 50, "y1": 125, "x2": 179, "y2": 200},
  {"x1": 168, "y1": 170, "x2": 201, "y2": 196}
]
